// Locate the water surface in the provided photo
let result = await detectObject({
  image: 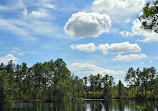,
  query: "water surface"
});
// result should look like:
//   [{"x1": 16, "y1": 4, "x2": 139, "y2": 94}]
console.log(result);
[{"x1": 0, "y1": 99, "x2": 157, "y2": 111}]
